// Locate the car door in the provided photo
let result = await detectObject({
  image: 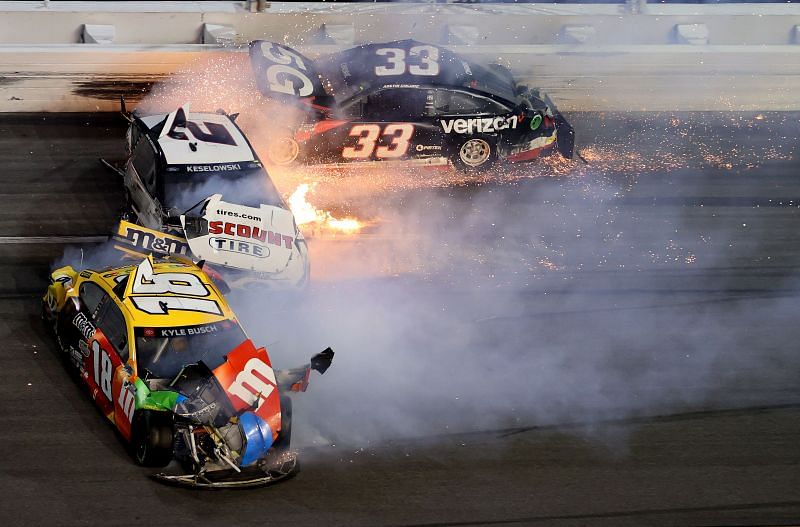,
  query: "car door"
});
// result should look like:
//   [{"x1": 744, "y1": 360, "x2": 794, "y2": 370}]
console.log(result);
[
  {"x1": 305, "y1": 88, "x2": 442, "y2": 164},
  {"x1": 346, "y1": 88, "x2": 443, "y2": 163},
  {"x1": 98, "y1": 298, "x2": 136, "y2": 440},
  {"x1": 126, "y1": 135, "x2": 162, "y2": 230},
  {"x1": 75, "y1": 282, "x2": 131, "y2": 435}
]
